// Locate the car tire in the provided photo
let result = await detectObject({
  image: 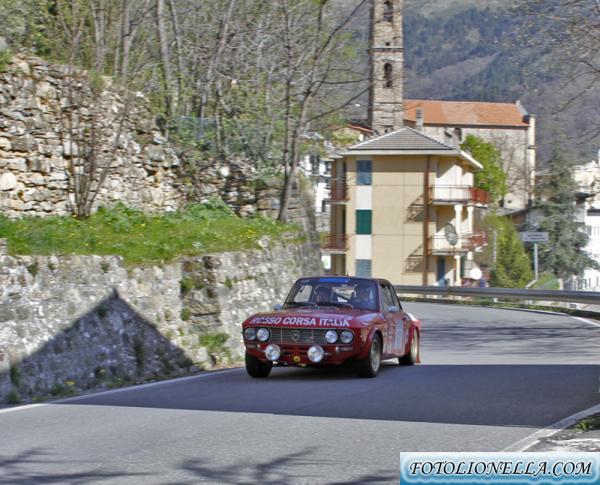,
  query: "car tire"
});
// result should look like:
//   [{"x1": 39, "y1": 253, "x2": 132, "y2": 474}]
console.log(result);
[
  {"x1": 356, "y1": 334, "x2": 382, "y2": 378},
  {"x1": 245, "y1": 352, "x2": 273, "y2": 378},
  {"x1": 399, "y1": 331, "x2": 419, "y2": 366}
]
